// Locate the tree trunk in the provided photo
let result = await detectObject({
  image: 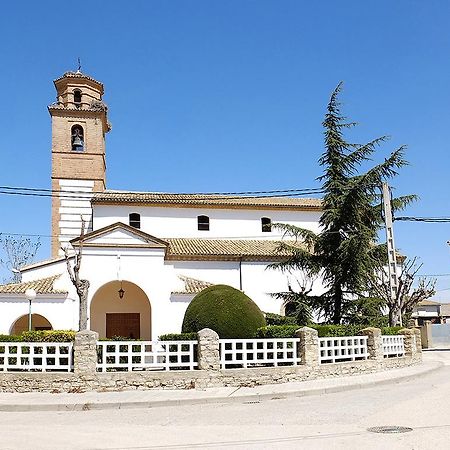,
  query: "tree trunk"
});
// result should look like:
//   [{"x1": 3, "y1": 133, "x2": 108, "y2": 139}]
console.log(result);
[
  {"x1": 332, "y1": 285, "x2": 342, "y2": 324},
  {"x1": 78, "y1": 279, "x2": 90, "y2": 331}
]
